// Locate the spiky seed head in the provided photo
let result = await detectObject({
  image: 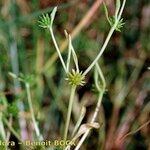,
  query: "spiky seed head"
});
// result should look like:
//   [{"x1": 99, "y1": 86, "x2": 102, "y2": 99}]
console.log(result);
[
  {"x1": 109, "y1": 17, "x2": 125, "y2": 32},
  {"x1": 66, "y1": 69, "x2": 86, "y2": 86}
]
